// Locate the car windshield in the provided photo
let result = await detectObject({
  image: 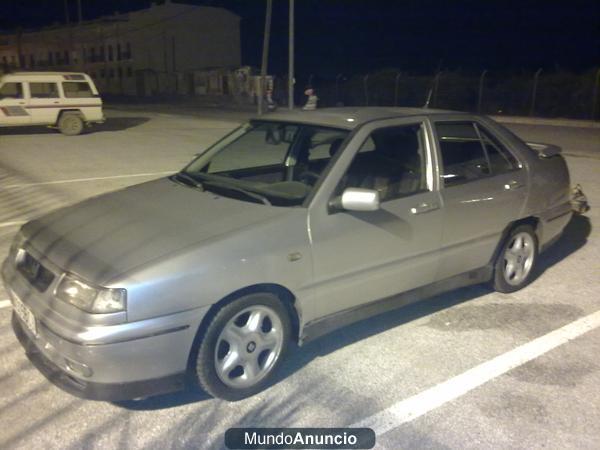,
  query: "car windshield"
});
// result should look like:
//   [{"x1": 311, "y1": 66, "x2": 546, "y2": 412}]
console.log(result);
[{"x1": 180, "y1": 120, "x2": 349, "y2": 206}]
